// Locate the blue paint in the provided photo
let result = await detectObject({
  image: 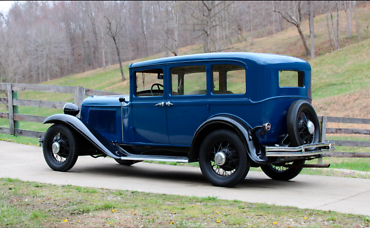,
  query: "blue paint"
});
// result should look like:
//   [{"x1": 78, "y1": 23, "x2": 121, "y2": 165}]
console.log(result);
[{"x1": 81, "y1": 52, "x2": 312, "y2": 148}]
